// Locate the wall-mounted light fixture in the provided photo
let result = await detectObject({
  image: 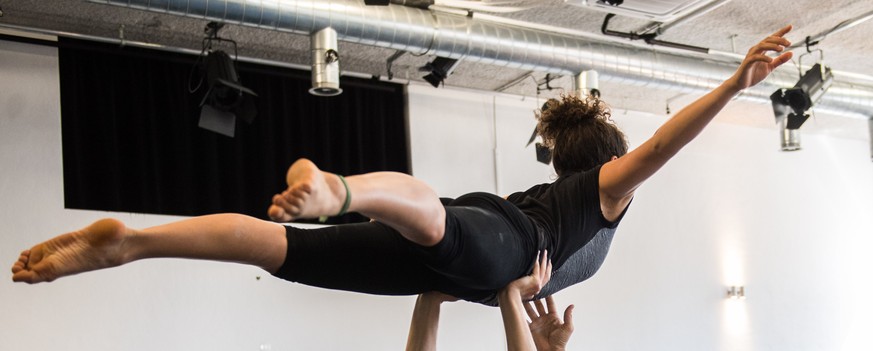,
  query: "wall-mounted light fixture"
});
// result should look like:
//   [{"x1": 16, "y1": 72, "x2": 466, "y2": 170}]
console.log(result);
[
  {"x1": 727, "y1": 286, "x2": 746, "y2": 300},
  {"x1": 310, "y1": 27, "x2": 342, "y2": 96}
]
